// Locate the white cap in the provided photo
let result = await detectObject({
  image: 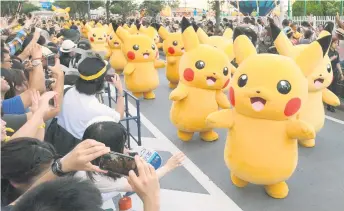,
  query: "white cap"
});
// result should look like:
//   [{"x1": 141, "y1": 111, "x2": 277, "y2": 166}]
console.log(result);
[{"x1": 60, "y1": 40, "x2": 76, "y2": 53}]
